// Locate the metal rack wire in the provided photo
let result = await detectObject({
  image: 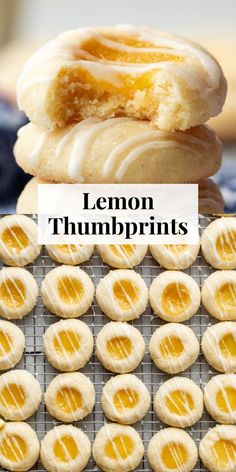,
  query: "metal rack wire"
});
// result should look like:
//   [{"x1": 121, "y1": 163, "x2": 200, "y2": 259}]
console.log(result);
[{"x1": 0, "y1": 215, "x2": 221, "y2": 471}]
